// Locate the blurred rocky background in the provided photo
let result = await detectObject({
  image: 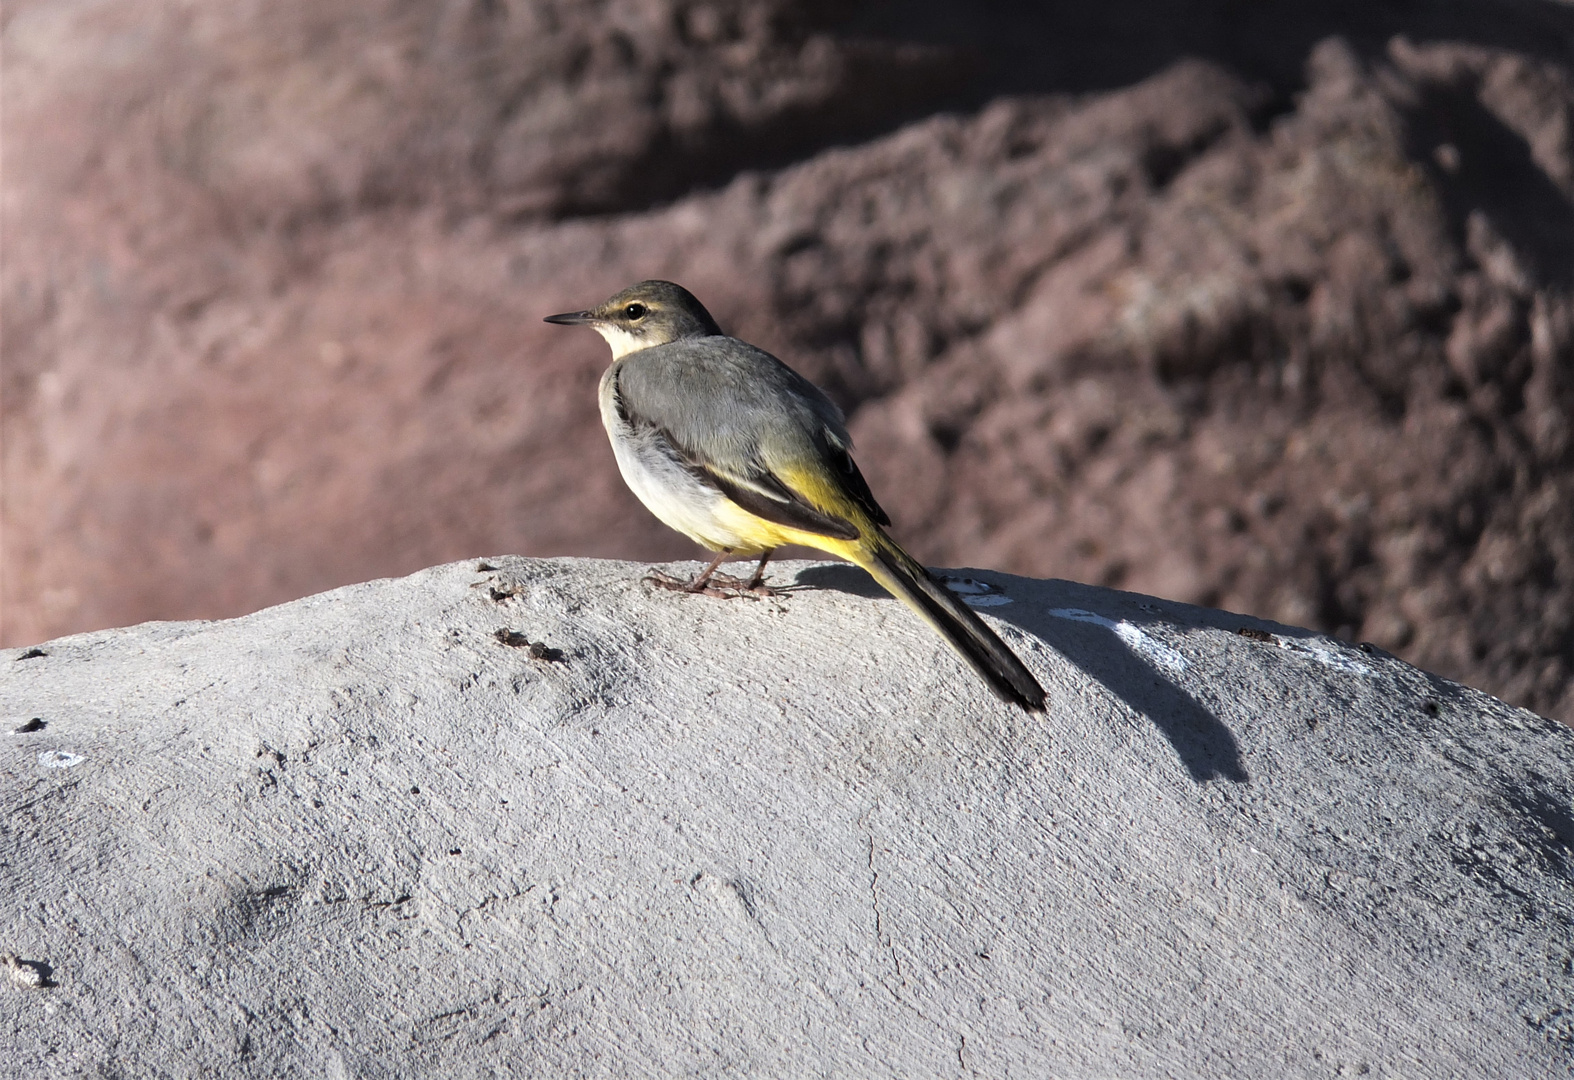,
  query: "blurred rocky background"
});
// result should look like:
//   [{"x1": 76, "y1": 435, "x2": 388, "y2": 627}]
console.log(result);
[{"x1": 4, "y1": 0, "x2": 1572, "y2": 720}]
